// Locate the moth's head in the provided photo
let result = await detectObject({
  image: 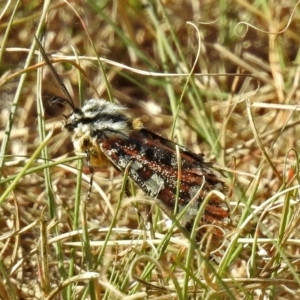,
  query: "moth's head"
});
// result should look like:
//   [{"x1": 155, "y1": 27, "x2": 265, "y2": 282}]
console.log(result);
[{"x1": 49, "y1": 96, "x2": 82, "y2": 132}]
